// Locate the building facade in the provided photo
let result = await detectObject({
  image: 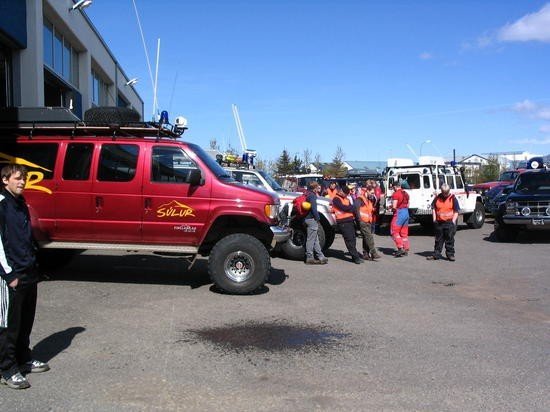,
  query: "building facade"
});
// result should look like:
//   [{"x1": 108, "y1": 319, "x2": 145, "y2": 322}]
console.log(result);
[{"x1": 0, "y1": 0, "x2": 143, "y2": 119}]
